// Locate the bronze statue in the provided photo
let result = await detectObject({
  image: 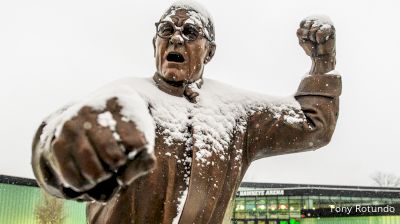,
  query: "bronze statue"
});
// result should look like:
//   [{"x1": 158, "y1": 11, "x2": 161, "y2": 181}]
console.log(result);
[{"x1": 32, "y1": 1, "x2": 341, "y2": 223}]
